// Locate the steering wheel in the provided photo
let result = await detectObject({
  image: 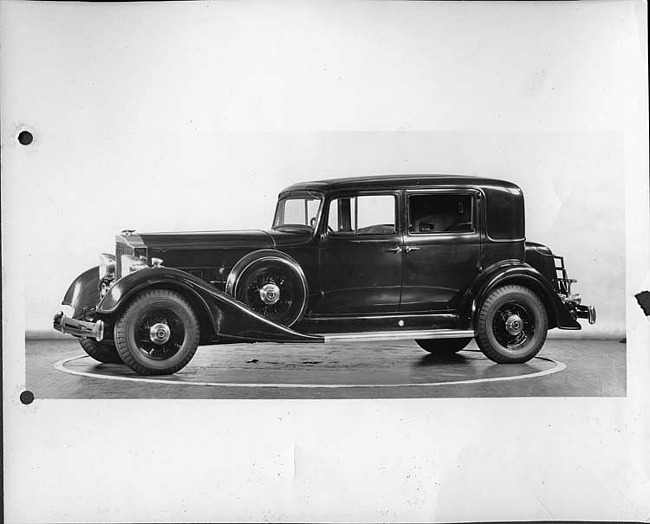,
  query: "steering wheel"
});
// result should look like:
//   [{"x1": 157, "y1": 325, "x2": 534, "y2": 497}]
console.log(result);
[
  {"x1": 309, "y1": 217, "x2": 336, "y2": 234},
  {"x1": 310, "y1": 217, "x2": 334, "y2": 233}
]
